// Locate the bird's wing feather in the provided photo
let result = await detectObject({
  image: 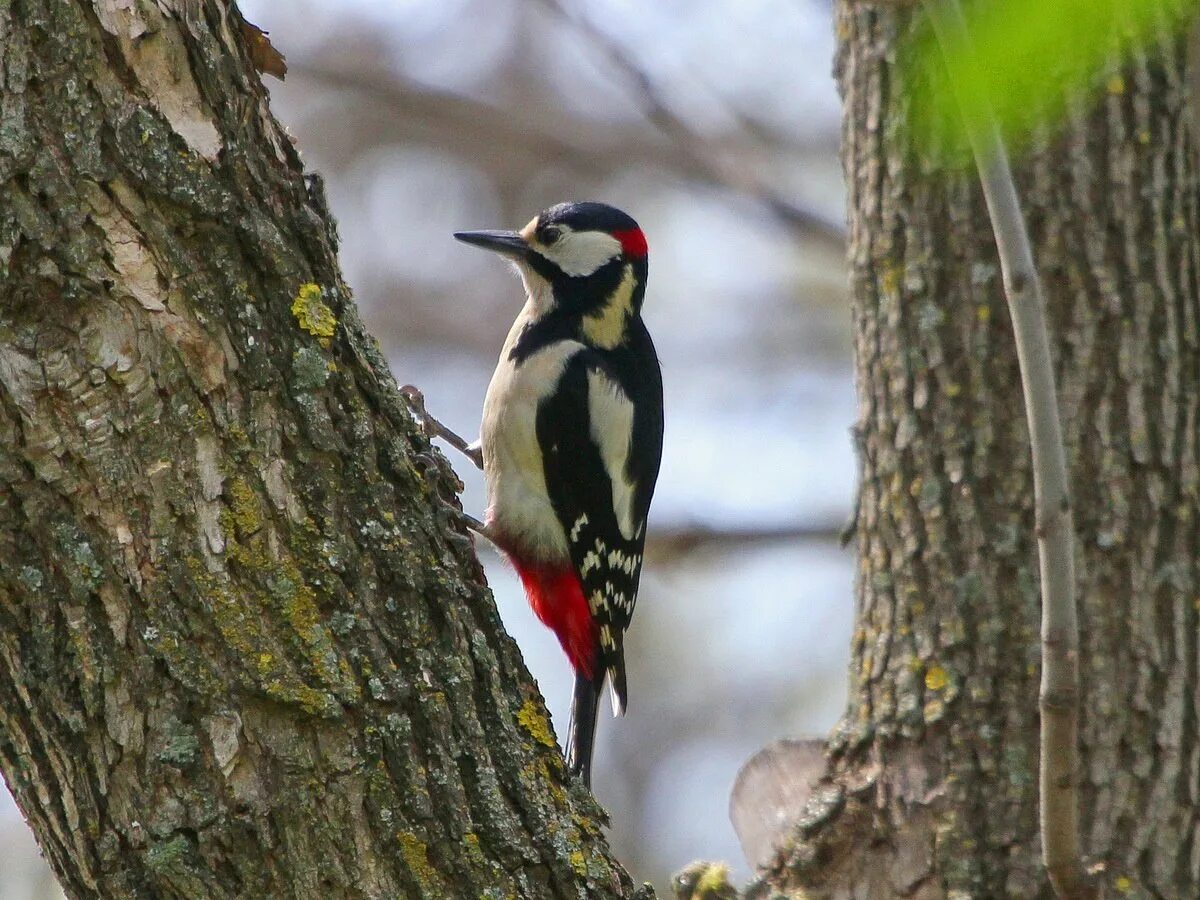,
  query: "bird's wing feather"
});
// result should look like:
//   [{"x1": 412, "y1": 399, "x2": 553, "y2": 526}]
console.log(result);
[{"x1": 536, "y1": 351, "x2": 655, "y2": 711}]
